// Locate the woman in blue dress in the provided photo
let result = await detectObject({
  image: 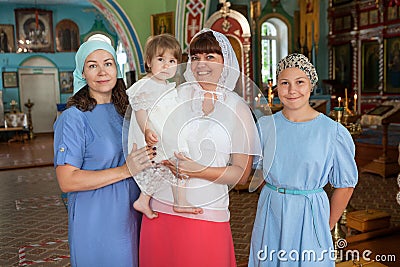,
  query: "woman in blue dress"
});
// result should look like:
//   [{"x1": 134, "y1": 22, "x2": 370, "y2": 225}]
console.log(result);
[
  {"x1": 249, "y1": 53, "x2": 358, "y2": 266},
  {"x1": 53, "y1": 35, "x2": 154, "y2": 267}
]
